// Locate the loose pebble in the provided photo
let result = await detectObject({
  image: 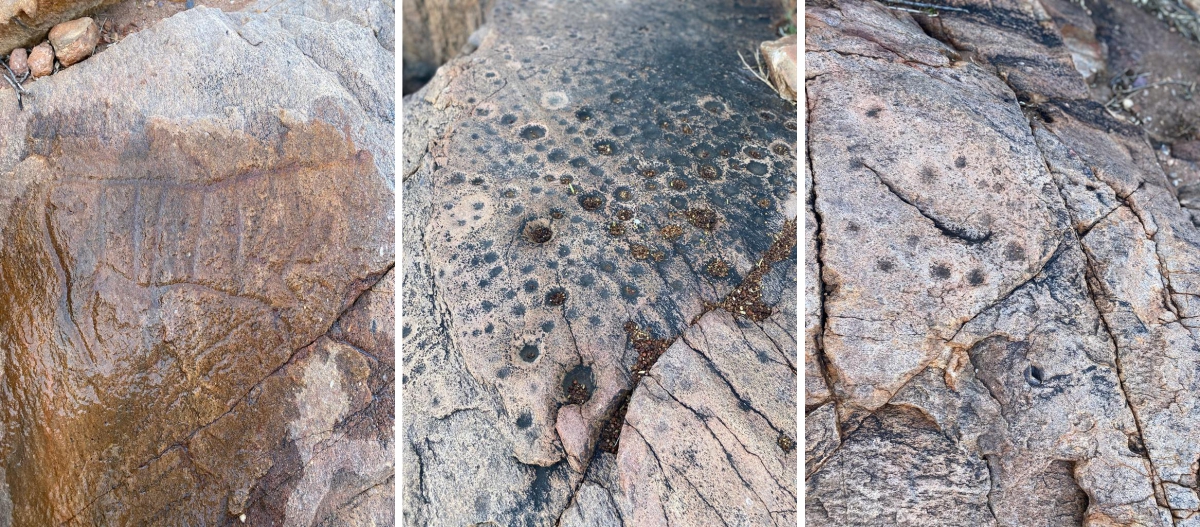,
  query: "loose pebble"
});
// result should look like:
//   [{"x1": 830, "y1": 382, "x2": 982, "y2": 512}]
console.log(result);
[
  {"x1": 28, "y1": 42, "x2": 54, "y2": 78},
  {"x1": 49, "y1": 17, "x2": 100, "y2": 67},
  {"x1": 7, "y1": 48, "x2": 28, "y2": 77}
]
